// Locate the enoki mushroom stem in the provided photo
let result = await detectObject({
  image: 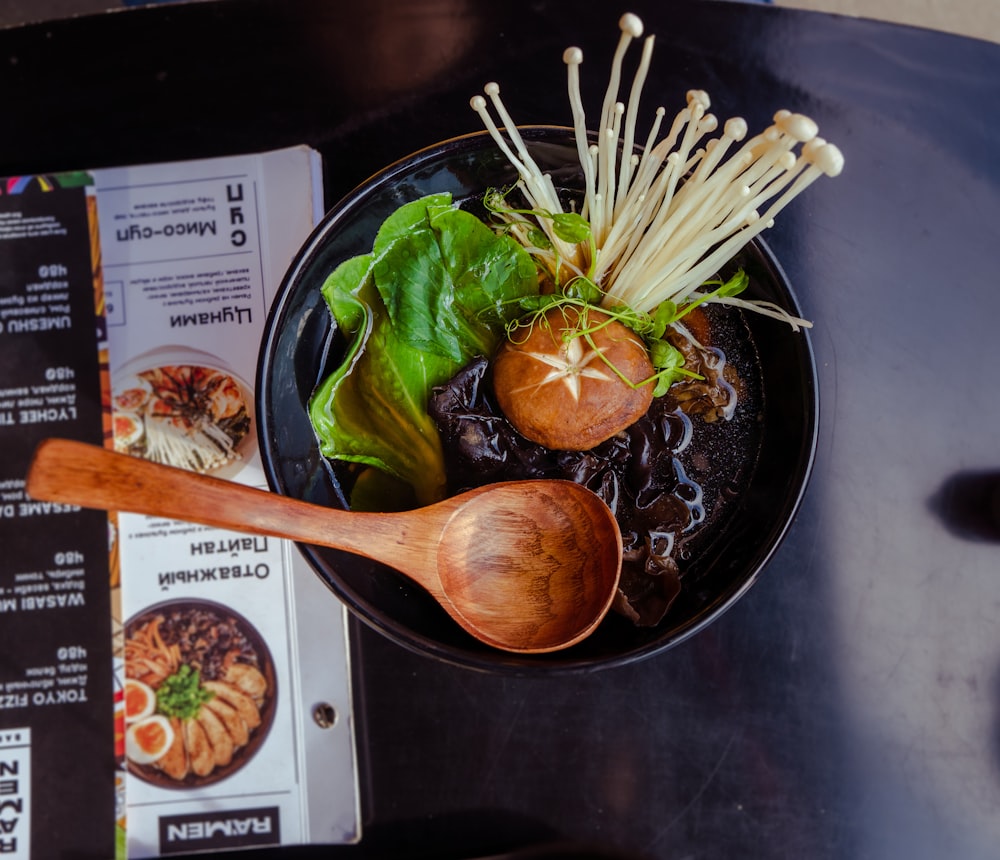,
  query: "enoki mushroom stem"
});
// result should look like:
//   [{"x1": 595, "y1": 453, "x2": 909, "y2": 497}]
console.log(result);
[{"x1": 470, "y1": 11, "x2": 843, "y2": 327}]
